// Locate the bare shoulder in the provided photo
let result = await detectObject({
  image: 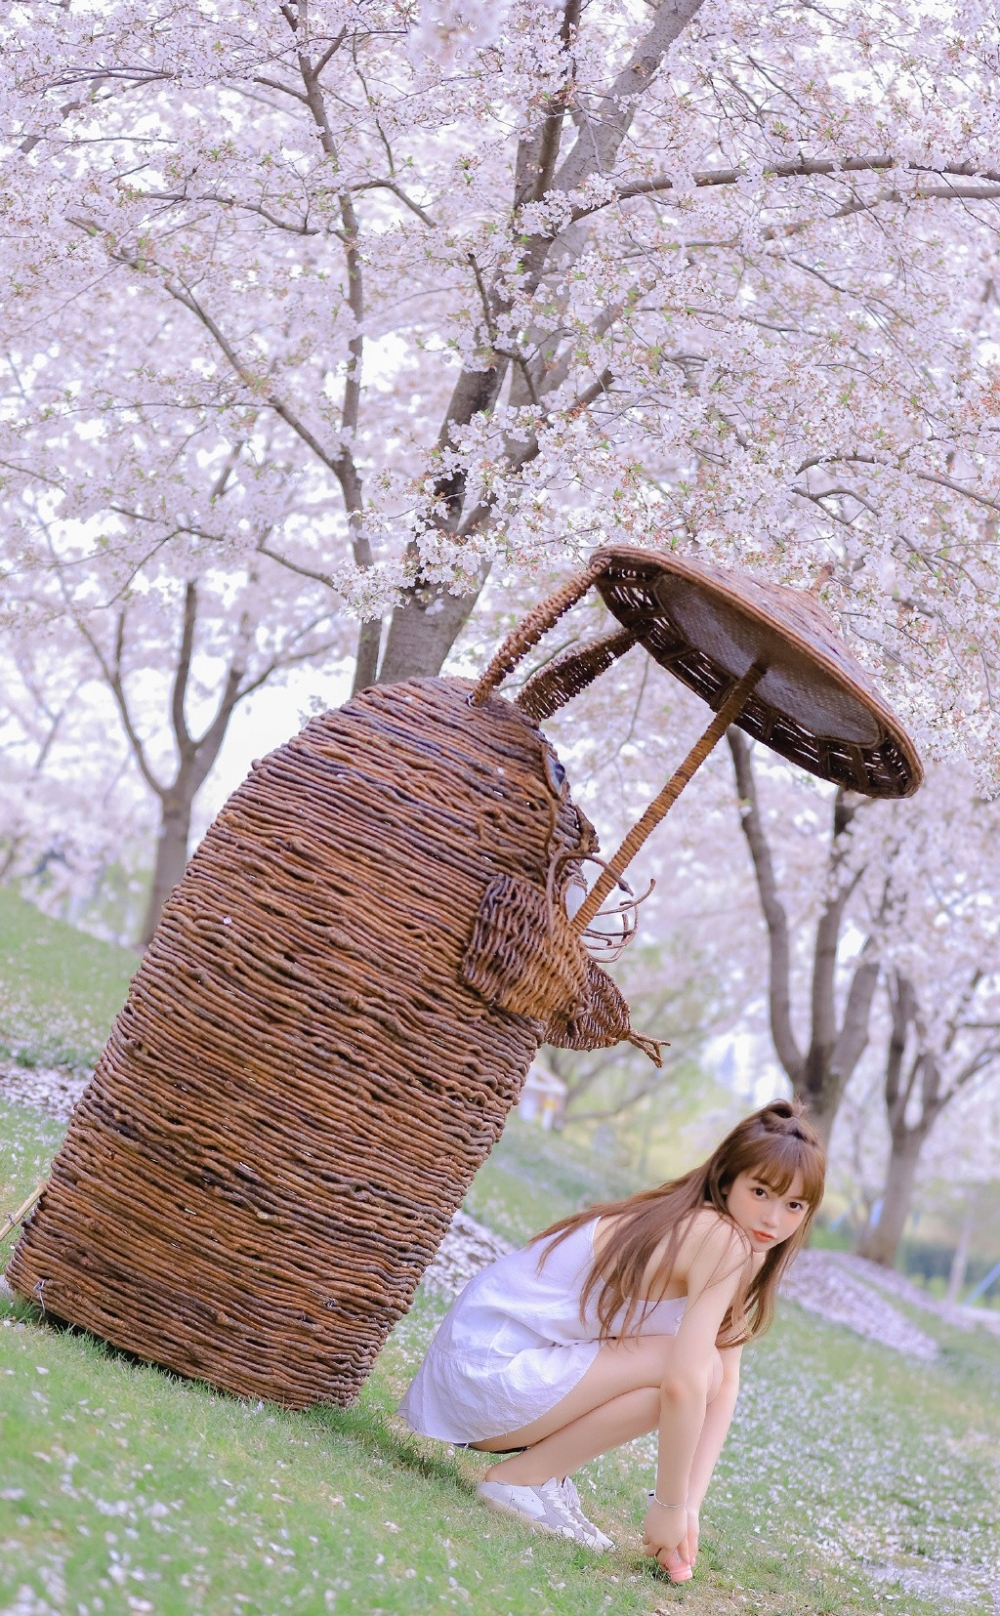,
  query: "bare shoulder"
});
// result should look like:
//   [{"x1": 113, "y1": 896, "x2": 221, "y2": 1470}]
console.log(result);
[{"x1": 676, "y1": 1207, "x2": 752, "y2": 1285}]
